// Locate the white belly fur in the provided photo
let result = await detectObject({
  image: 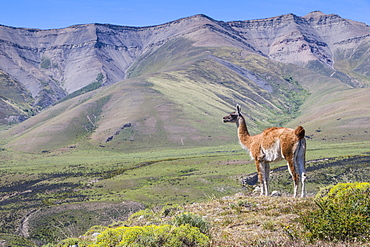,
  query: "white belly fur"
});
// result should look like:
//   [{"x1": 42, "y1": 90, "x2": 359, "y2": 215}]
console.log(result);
[{"x1": 261, "y1": 140, "x2": 284, "y2": 162}]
